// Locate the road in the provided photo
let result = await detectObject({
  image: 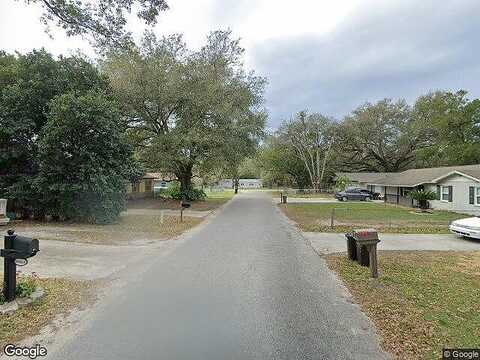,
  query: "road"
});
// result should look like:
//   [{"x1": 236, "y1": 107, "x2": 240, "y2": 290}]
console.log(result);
[{"x1": 47, "y1": 192, "x2": 387, "y2": 360}]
